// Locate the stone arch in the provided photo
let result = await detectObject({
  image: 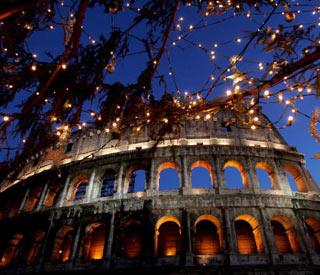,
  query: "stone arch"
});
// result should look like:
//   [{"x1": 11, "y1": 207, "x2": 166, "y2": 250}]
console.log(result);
[
  {"x1": 255, "y1": 162, "x2": 278, "y2": 190},
  {"x1": 155, "y1": 216, "x2": 181, "y2": 256},
  {"x1": 191, "y1": 161, "x2": 214, "y2": 188},
  {"x1": 22, "y1": 229, "x2": 46, "y2": 265},
  {"x1": 224, "y1": 160, "x2": 248, "y2": 188},
  {"x1": 44, "y1": 181, "x2": 63, "y2": 207},
  {"x1": 81, "y1": 223, "x2": 106, "y2": 260},
  {"x1": 51, "y1": 225, "x2": 74, "y2": 262},
  {"x1": 235, "y1": 214, "x2": 264, "y2": 254},
  {"x1": 305, "y1": 218, "x2": 320, "y2": 253},
  {"x1": 101, "y1": 169, "x2": 116, "y2": 197},
  {"x1": 125, "y1": 165, "x2": 146, "y2": 193},
  {"x1": 157, "y1": 162, "x2": 180, "y2": 190},
  {"x1": 194, "y1": 215, "x2": 222, "y2": 254},
  {"x1": 284, "y1": 165, "x2": 307, "y2": 192},
  {"x1": 117, "y1": 219, "x2": 141, "y2": 257},
  {"x1": 69, "y1": 174, "x2": 89, "y2": 201},
  {"x1": 0, "y1": 233, "x2": 23, "y2": 268},
  {"x1": 23, "y1": 186, "x2": 43, "y2": 212},
  {"x1": 271, "y1": 215, "x2": 301, "y2": 253}
]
